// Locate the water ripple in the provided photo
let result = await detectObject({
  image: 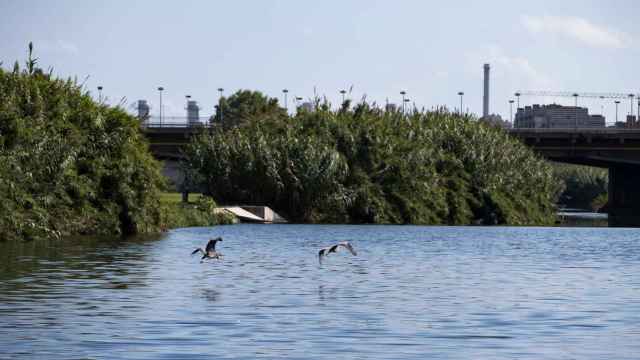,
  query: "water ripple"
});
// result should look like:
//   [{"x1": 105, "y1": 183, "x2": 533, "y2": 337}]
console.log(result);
[{"x1": 0, "y1": 225, "x2": 639, "y2": 359}]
